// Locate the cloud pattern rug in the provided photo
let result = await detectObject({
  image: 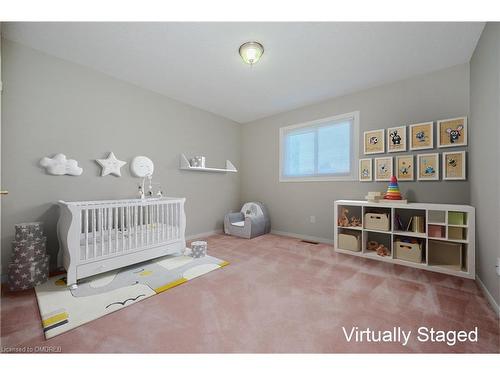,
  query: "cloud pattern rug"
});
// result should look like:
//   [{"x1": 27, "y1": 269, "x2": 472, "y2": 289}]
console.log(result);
[{"x1": 35, "y1": 255, "x2": 228, "y2": 338}]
